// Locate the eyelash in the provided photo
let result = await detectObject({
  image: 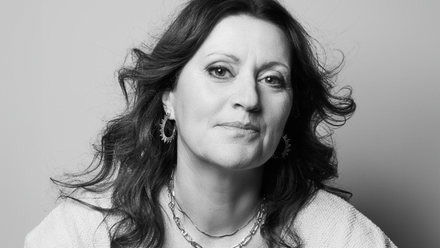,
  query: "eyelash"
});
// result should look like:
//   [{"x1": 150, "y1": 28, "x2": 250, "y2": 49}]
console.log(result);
[
  {"x1": 206, "y1": 65, "x2": 287, "y2": 88},
  {"x1": 258, "y1": 75, "x2": 286, "y2": 88},
  {"x1": 207, "y1": 65, "x2": 233, "y2": 79}
]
